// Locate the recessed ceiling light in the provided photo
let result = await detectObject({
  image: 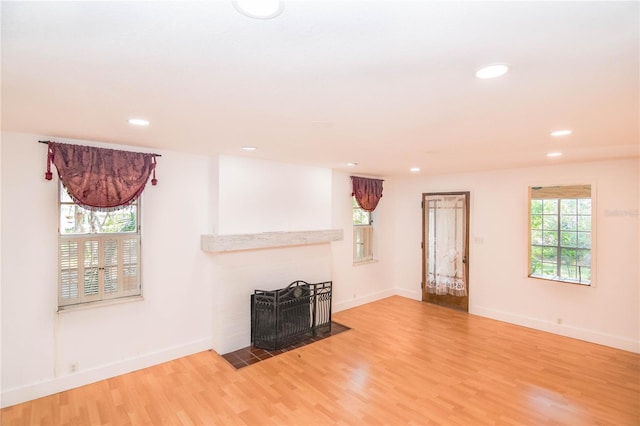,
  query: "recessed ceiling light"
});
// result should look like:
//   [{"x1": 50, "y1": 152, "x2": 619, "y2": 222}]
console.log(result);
[
  {"x1": 128, "y1": 118, "x2": 149, "y2": 126},
  {"x1": 347, "y1": 162, "x2": 358, "y2": 166},
  {"x1": 475, "y1": 64, "x2": 510, "y2": 79},
  {"x1": 410, "y1": 167, "x2": 421, "y2": 172},
  {"x1": 242, "y1": 146, "x2": 257, "y2": 151},
  {"x1": 547, "y1": 152, "x2": 563, "y2": 157},
  {"x1": 232, "y1": 0, "x2": 284, "y2": 19},
  {"x1": 551, "y1": 129, "x2": 573, "y2": 137}
]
